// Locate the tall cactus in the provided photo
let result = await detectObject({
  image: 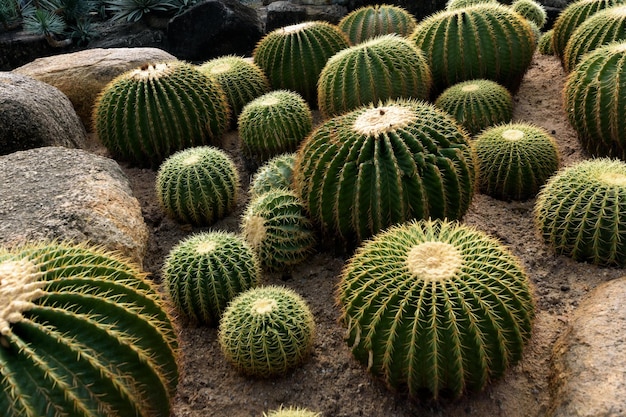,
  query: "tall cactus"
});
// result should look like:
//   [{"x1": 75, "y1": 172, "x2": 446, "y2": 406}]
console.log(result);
[
  {"x1": 337, "y1": 4, "x2": 417, "y2": 45},
  {"x1": 0, "y1": 243, "x2": 179, "y2": 417}
]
